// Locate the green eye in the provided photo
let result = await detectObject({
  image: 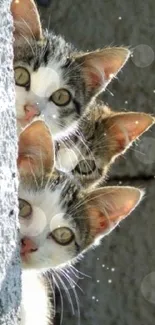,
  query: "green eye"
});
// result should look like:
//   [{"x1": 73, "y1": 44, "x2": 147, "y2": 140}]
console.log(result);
[
  {"x1": 14, "y1": 67, "x2": 30, "y2": 87},
  {"x1": 49, "y1": 227, "x2": 74, "y2": 245},
  {"x1": 50, "y1": 89, "x2": 71, "y2": 106},
  {"x1": 19, "y1": 198, "x2": 32, "y2": 219}
]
